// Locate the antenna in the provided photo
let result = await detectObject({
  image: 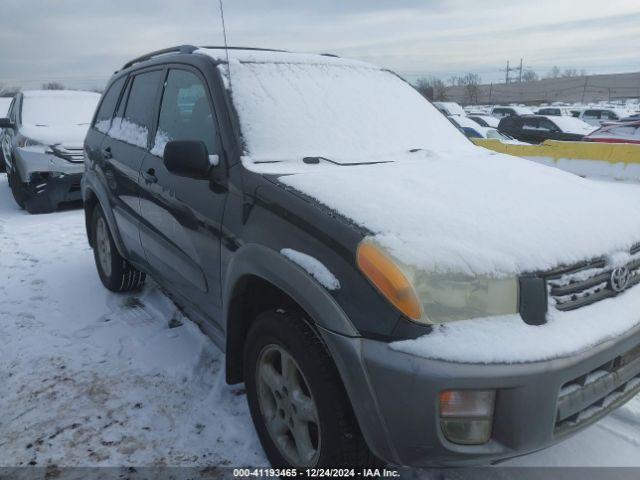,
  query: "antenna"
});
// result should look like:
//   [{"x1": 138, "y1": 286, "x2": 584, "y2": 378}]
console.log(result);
[{"x1": 217, "y1": 0, "x2": 232, "y2": 85}]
